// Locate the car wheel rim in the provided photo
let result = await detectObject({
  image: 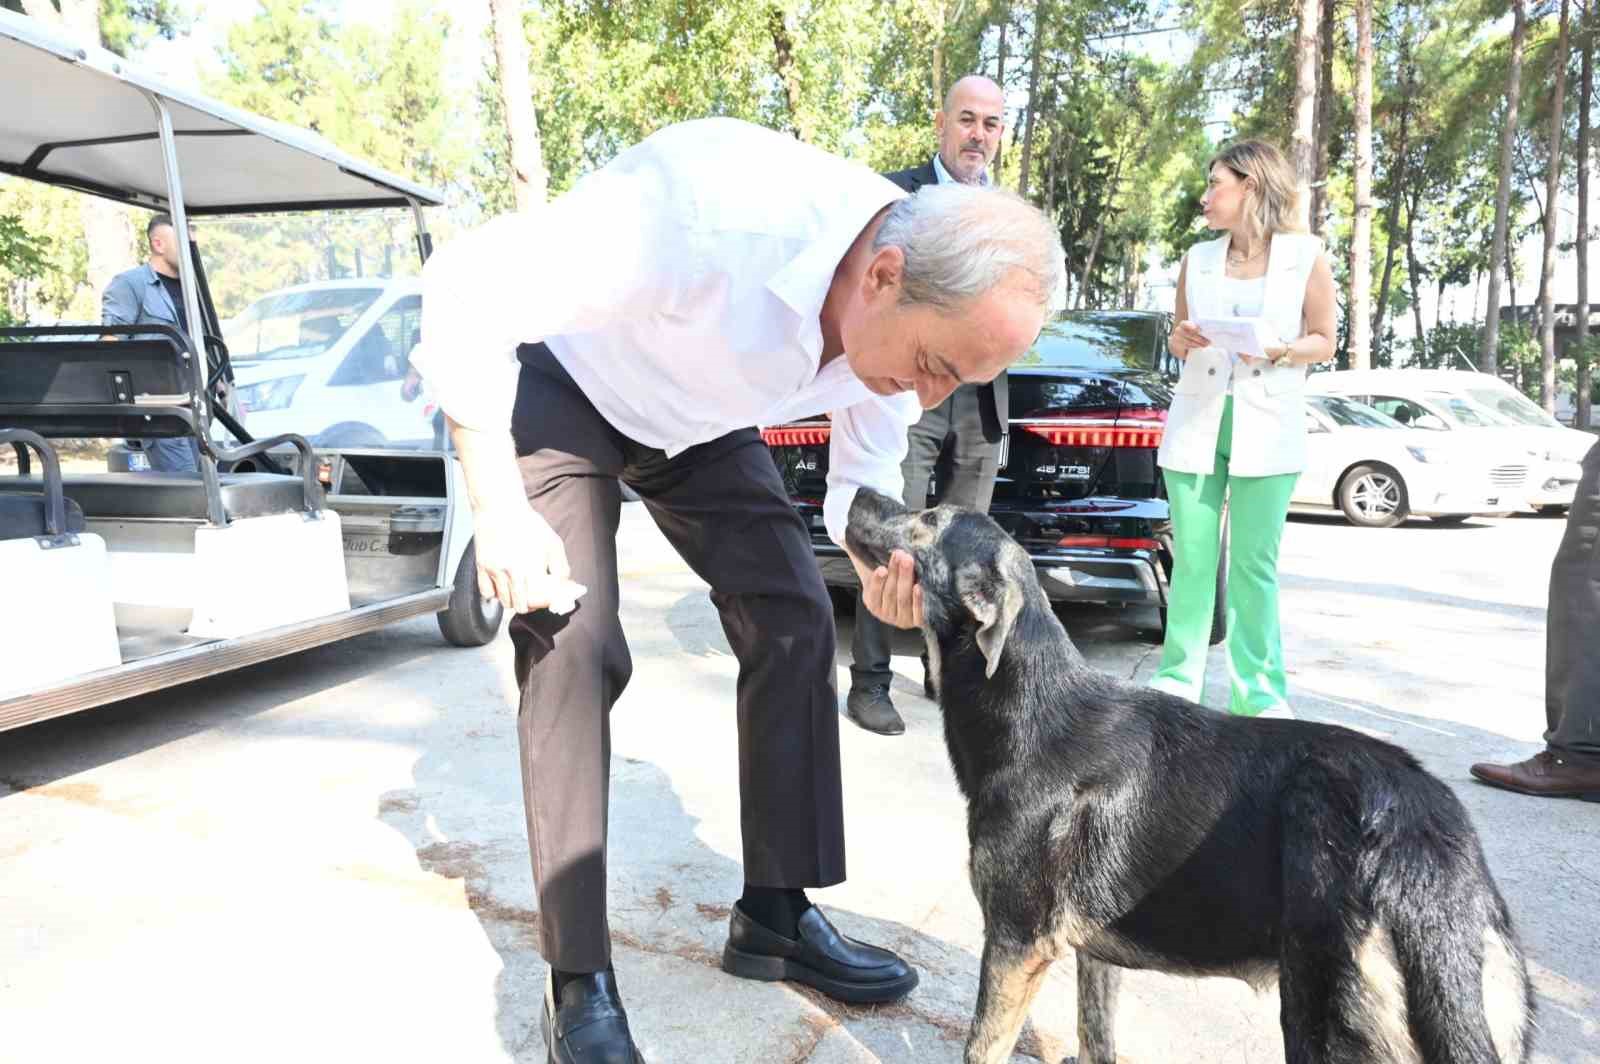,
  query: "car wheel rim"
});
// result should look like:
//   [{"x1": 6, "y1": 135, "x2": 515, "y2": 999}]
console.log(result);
[{"x1": 1351, "y1": 474, "x2": 1400, "y2": 518}]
